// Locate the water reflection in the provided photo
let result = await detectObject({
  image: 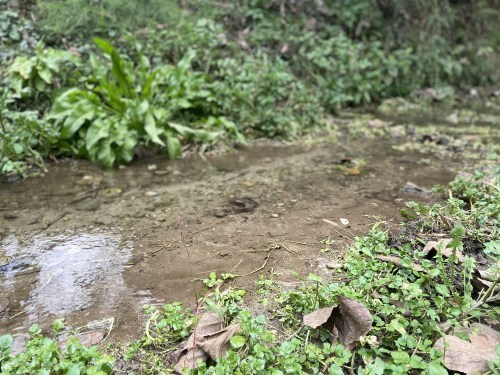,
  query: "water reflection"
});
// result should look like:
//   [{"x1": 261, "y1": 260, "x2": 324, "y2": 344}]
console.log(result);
[{"x1": 1, "y1": 232, "x2": 131, "y2": 329}]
